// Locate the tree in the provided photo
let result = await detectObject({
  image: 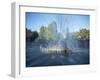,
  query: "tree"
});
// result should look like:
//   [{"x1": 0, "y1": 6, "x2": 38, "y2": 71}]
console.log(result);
[
  {"x1": 74, "y1": 28, "x2": 89, "y2": 40},
  {"x1": 47, "y1": 21, "x2": 57, "y2": 40},
  {"x1": 26, "y1": 28, "x2": 39, "y2": 42},
  {"x1": 39, "y1": 21, "x2": 58, "y2": 41},
  {"x1": 39, "y1": 26, "x2": 47, "y2": 39},
  {"x1": 26, "y1": 28, "x2": 33, "y2": 41},
  {"x1": 30, "y1": 31, "x2": 39, "y2": 42}
]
